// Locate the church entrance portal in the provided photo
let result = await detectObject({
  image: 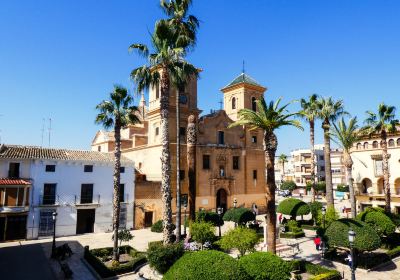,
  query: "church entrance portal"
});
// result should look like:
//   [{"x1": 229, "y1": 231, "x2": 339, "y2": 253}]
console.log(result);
[{"x1": 216, "y1": 189, "x2": 227, "y2": 212}]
